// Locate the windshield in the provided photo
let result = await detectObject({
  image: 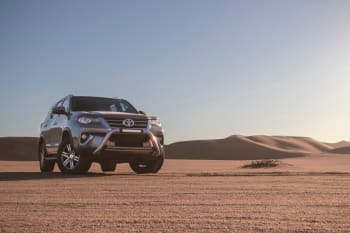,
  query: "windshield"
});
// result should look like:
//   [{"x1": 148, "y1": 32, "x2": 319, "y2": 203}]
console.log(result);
[{"x1": 71, "y1": 96, "x2": 138, "y2": 114}]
